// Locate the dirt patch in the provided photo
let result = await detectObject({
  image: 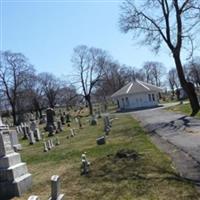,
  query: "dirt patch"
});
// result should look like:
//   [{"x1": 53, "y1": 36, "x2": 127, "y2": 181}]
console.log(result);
[{"x1": 114, "y1": 149, "x2": 139, "y2": 160}]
